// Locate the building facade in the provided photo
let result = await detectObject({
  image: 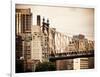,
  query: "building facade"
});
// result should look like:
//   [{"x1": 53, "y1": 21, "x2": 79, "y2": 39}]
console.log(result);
[{"x1": 16, "y1": 8, "x2": 33, "y2": 72}]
